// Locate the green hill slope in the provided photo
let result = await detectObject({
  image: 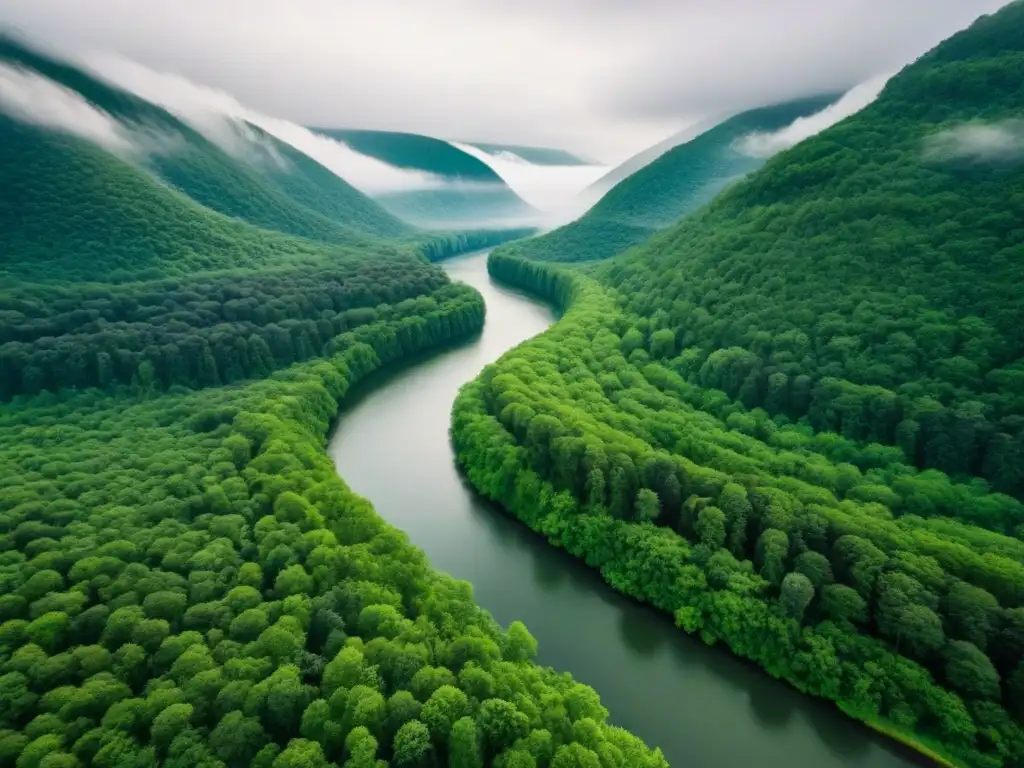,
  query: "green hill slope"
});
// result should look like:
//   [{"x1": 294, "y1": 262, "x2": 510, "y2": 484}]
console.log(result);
[
  {"x1": 594, "y1": 2, "x2": 1024, "y2": 492},
  {"x1": 0, "y1": 37, "x2": 411, "y2": 243},
  {"x1": 0, "y1": 113, "x2": 351, "y2": 283},
  {"x1": 452, "y1": 5, "x2": 1024, "y2": 767},
  {"x1": 315, "y1": 127, "x2": 537, "y2": 227},
  {"x1": 496, "y1": 95, "x2": 838, "y2": 263}
]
